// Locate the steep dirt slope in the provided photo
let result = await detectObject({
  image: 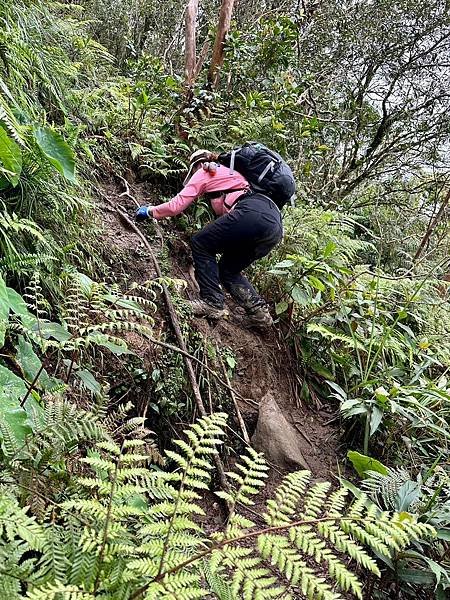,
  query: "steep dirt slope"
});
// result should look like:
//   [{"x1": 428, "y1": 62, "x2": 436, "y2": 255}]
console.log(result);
[{"x1": 98, "y1": 179, "x2": 342, "y2": 481}]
